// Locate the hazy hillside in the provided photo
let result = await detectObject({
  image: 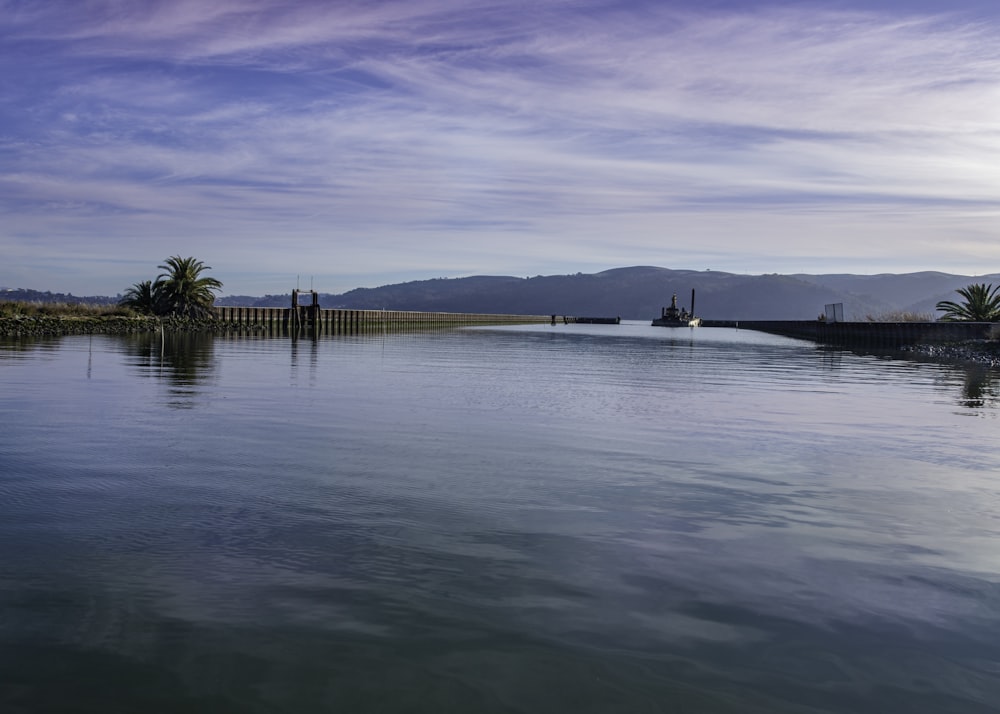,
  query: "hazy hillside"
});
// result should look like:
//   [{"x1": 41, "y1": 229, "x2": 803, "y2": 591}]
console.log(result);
[
  {"x1": 225, "y1": 267, "x2": 842, "y2": 319},
  {"x1": 9, "y1": 267, "x2": 998, "y2": 321},
  {"x1": 0, "y1": 288, "x2": 119, "y2": 306},
  {"x1": 295, "y1": 267, "x2": 933, "y2": 320},
  {"x1": 306, "y1": 267, "x2": 998, "y2": 320},
  {"x1": 792, "y1": 272, "x2": 1000, "y2": 317}
]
